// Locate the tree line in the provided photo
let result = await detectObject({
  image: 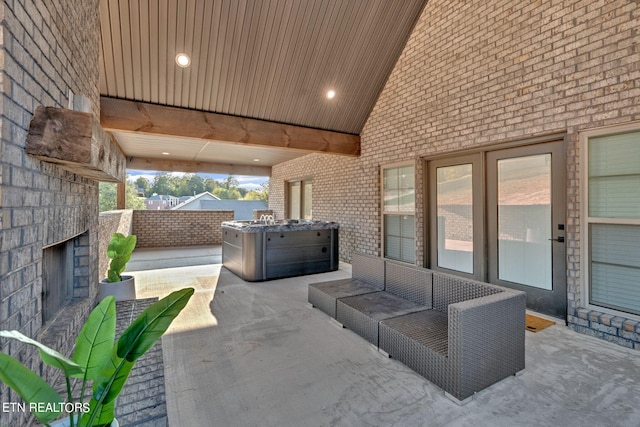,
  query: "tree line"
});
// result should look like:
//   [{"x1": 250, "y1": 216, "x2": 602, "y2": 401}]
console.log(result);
[
  {"x1": 135, "y1": 173, "x2": 267, "y2": 200},
  {"x1": 99, "y1": 173, "x2": 268, "y2": 212}
]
